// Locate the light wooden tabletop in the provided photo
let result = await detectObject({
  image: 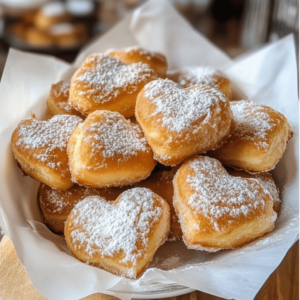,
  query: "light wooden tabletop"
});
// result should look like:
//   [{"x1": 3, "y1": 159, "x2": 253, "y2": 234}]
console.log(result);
[{"x1": 0, "y1": 234, "x2": 298, "y2": 300}]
